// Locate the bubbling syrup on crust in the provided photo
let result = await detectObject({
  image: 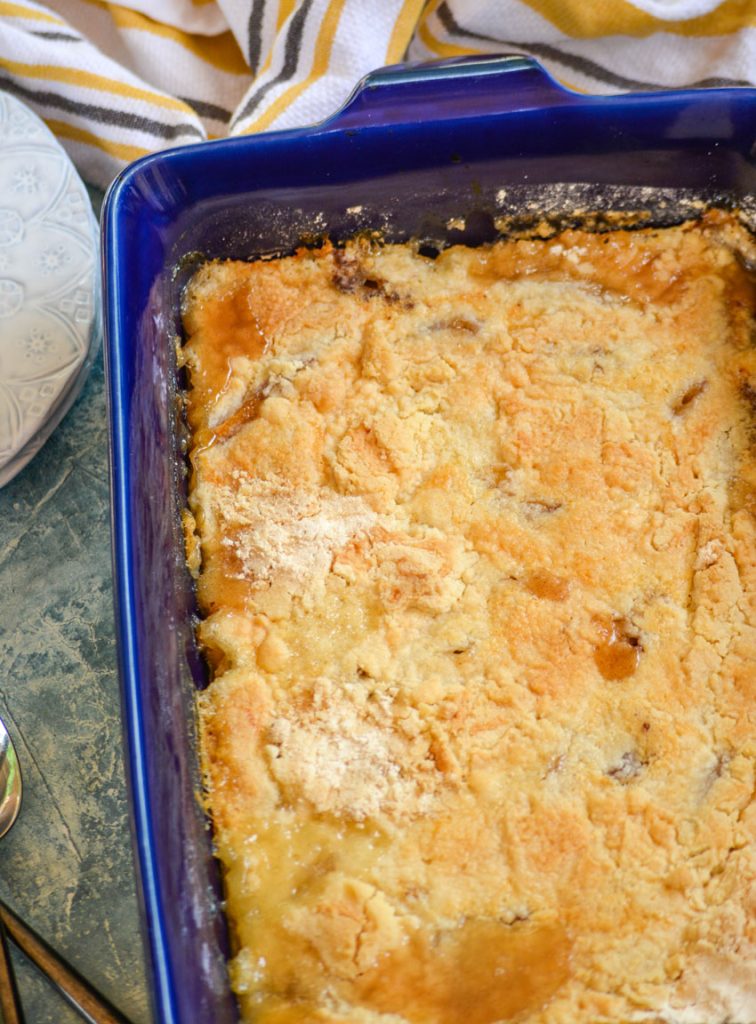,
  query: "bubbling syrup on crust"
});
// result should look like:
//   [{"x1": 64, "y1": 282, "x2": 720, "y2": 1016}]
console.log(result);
[{"x1": 355, "y1": 918, "x2": 572, "y2": 1024}]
